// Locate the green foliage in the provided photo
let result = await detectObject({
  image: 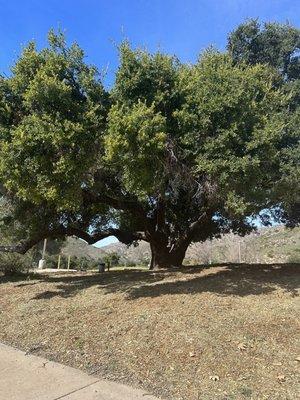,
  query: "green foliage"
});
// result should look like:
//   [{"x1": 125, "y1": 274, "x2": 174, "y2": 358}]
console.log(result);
[
  {"x1": 106, "y1": 101, "x2": 167, "y2": 195},
  {"x1": 228, "y1": 19, "x2": 300, "y2": 225},
  {"x1": 0, "y1": 253, "x2": 31, "y2": 276},
  {"x1": 123, "y1": 259, "x2": 137, "y2": 268},
  {"x1": 228, "y1": 19, "x2": 300, "y2": 80},
  {"x1": 176, "y1": 51, "x2": 285, "y2": 218},
  {"x1": 114, "y1": 42, "x2": 181, "y2": 118},
  {"x1": 0, "y1": 23, "x2": 299, "y2": 264},
  {"x1": 44, "y1": 254, "x2": 59, "y2": 269},
  {"x1": 0, "y1": 31, "x2": 109, "y2": 209},
  {"x1": 105, "y1": 43, "x2": 181, "y2": 196},
  {"x1": 0, "y1": 198, "x2": 34, "y2": 275},
  {"x1": 103, "y1": 252, "x2": 120, "y2": 266}
]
